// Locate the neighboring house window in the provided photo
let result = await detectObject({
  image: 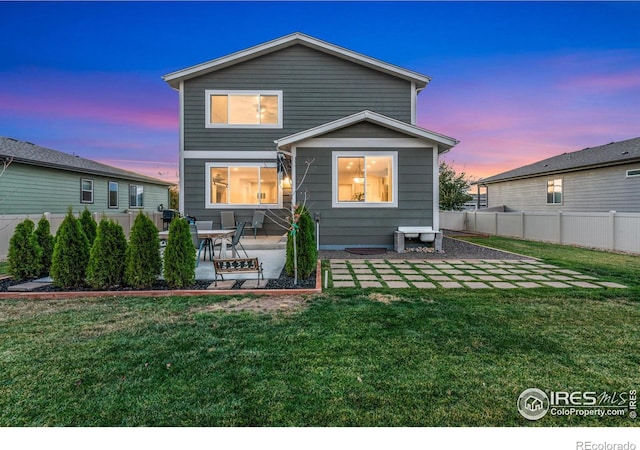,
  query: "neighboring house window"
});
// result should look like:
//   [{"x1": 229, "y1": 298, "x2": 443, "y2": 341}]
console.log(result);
[
  {"x1": 626, "y1": 169, "x2": 640, "y2": 177},
  {"x1": 108, "y1": 181, "x2": 119, "y2": 209},
  {"x1": 129, "y1": 184, "x2": 144, "y2": 208},
  {"x1": 332, "y1": 151, "x2": 398, "y2": 208},
  {"x1": 81, "y1": 179, "x2": 94, "y2": 203},
  {"x1": 546, "y1": 179, "x2": 563, "y2": 204},
  {"x1": 205, "y1": 90, "x2": 282, "y2": 128},
  {"x1": 205, "y1": 163, "x2": 280, "y2": 208}
]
